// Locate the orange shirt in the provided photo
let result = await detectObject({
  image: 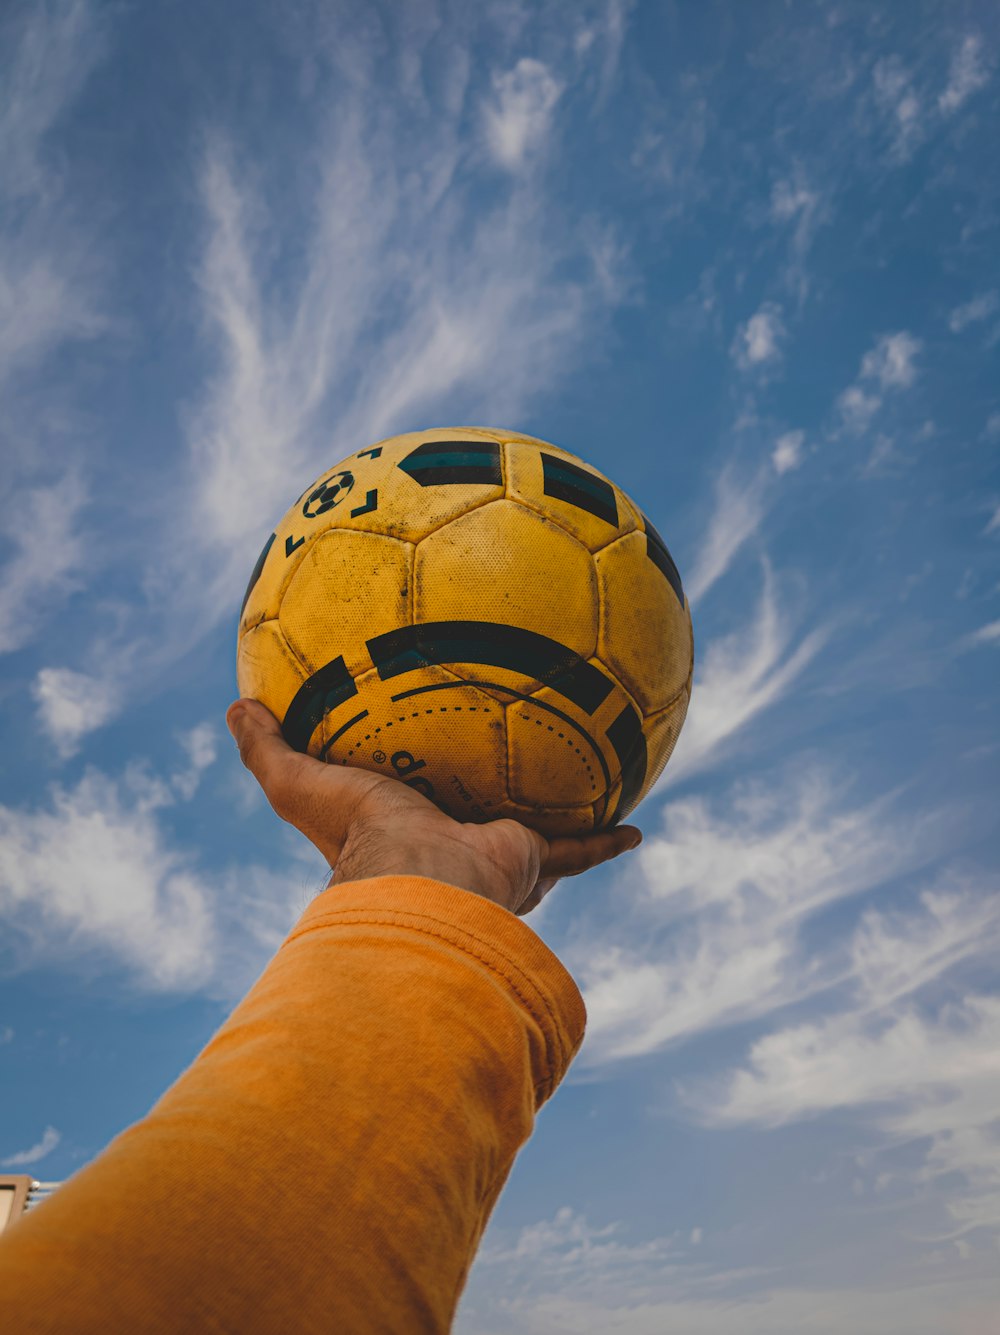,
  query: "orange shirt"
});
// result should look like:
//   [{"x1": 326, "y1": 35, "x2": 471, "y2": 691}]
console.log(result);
[{"x1": 0, "y1": 876, "x2": 586, "y2": 1332}]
